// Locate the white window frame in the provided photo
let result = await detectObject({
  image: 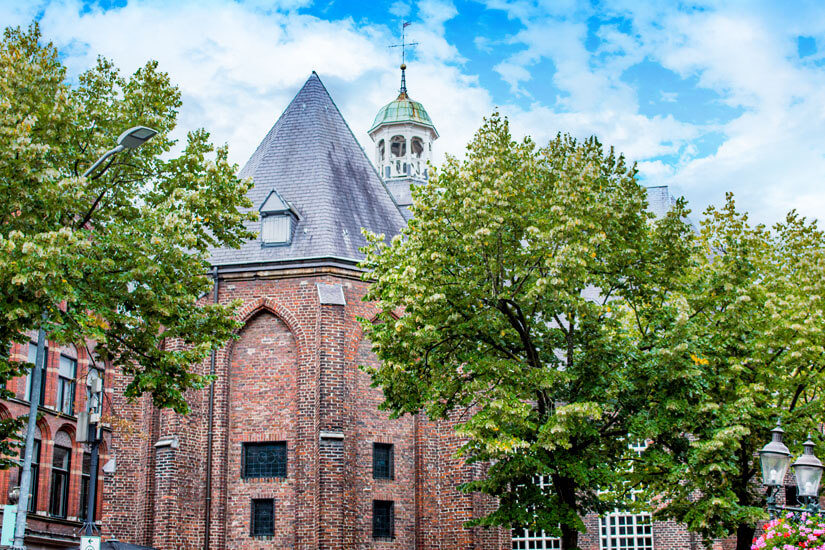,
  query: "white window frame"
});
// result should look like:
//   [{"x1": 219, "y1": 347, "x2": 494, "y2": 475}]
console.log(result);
[
  {"x1": 511, "y1": 476, "x2": 561, "y2": 550},
  {"x1": 261, "y1": 214, "x2": 291, "y2": 246},
  {"x1": 599, "y1": 440, "x2": 654, "y2": 550}
]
